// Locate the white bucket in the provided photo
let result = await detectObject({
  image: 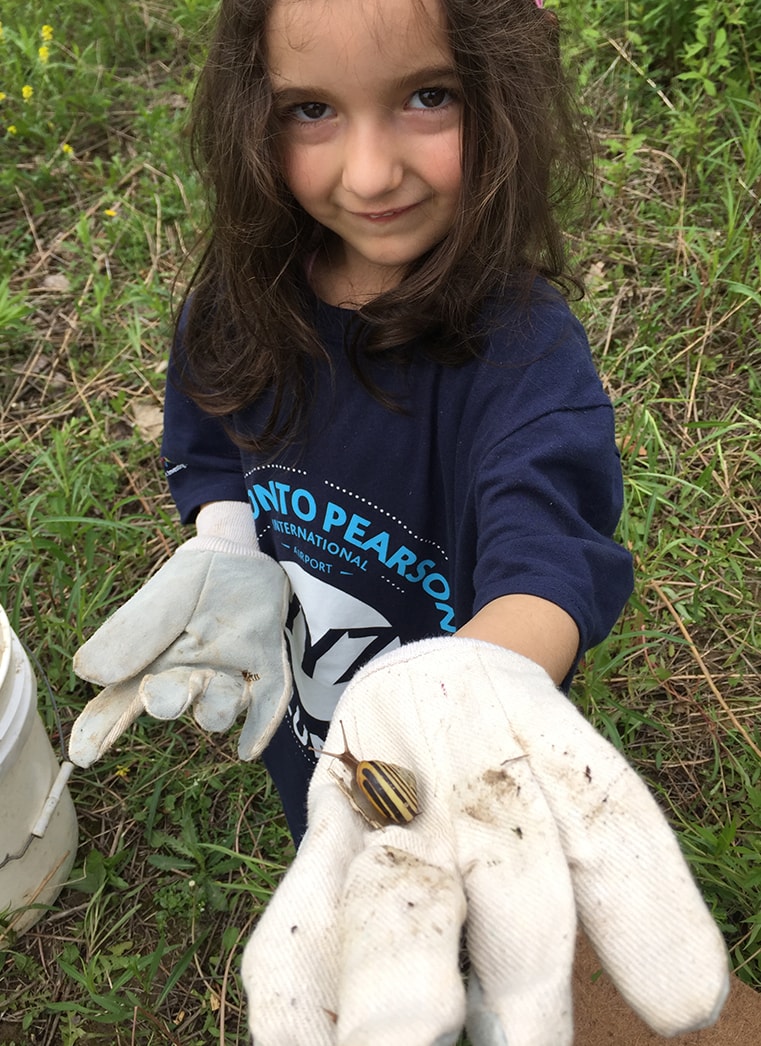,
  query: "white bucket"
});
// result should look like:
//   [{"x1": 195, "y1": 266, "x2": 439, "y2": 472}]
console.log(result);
[{"x1": 0, "y1": 604, "x2": 78, "y2": 939}]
